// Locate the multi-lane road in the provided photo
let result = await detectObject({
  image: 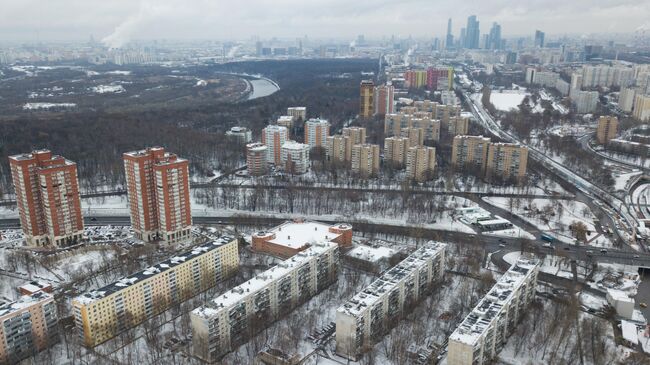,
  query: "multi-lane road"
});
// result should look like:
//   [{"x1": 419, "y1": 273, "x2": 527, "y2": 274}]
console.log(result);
[
  {"x1": 2, "y1": 215, "x2": 649, "y2": 267},
  {"x1": 463, "y1": 90, "x2": 640, "y2": 246}
]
